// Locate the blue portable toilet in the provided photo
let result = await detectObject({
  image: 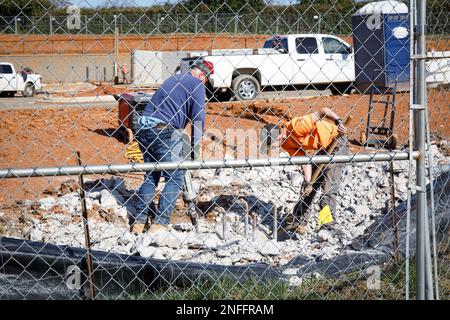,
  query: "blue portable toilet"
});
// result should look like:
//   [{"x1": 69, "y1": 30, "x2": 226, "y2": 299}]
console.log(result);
[{"x1": 352, "y1": 1, "x2": 410, "y2": 92}]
